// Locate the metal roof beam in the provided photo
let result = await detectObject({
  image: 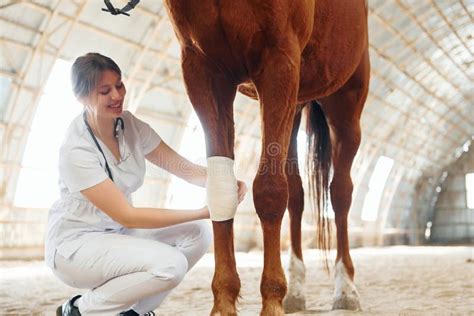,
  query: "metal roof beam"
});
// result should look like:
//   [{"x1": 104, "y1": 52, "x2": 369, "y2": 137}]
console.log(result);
[
  {"x1": 396, "y1": 0, "x2": 473, "y2": 82},
  {"x1": 431, "y1": 0, "x2": 473, "y2": 56}
]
